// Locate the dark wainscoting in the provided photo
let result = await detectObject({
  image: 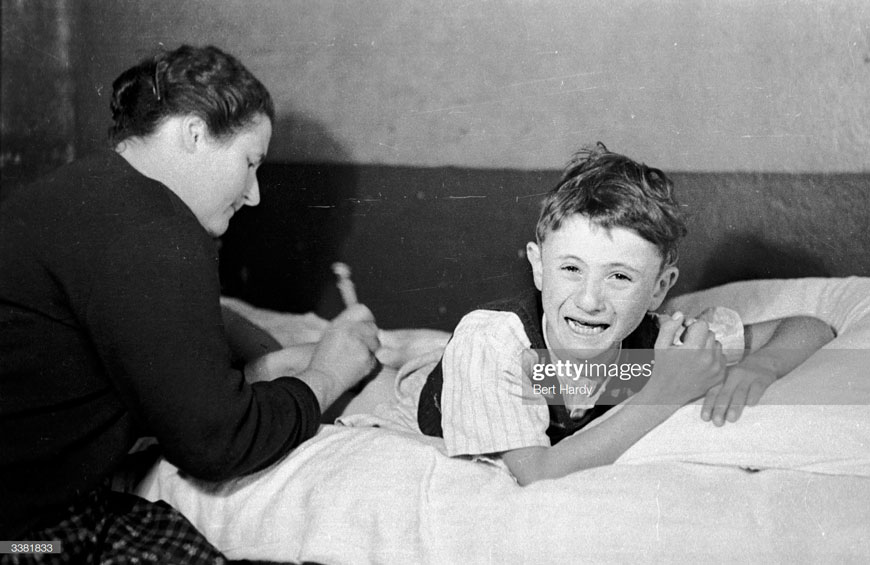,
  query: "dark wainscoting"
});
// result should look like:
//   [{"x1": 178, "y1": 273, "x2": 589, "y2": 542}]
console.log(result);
[{"x1": 220, "y1": 163, "x2": 869, "y2": 331}]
